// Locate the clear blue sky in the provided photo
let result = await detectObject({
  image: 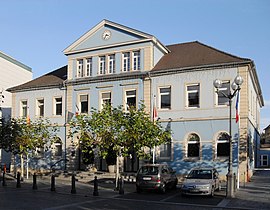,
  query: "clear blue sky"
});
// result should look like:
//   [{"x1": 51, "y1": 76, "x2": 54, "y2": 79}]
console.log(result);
[{"x1": 1, "y1": 0, "x2": 269, "y2": 130}]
